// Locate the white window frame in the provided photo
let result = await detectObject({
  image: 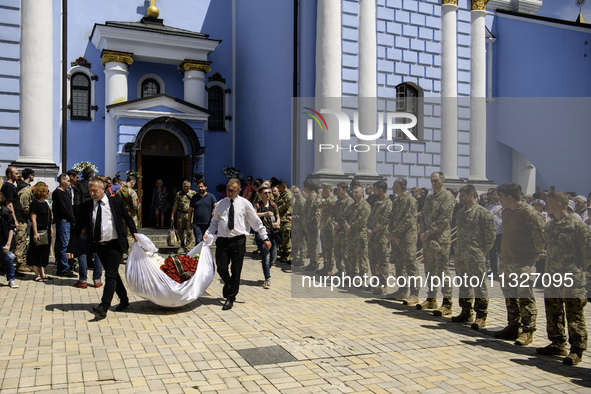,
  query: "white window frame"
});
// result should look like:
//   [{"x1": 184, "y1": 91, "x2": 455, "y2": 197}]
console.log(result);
[
  {"x1": 137, "y1": 73, "x2": 165, "y2": 99},
  {"x1": 206, "y1": 80, "x2": 230, "y2": 132},
  {"x1": 67, "y1": 65, "x2": 97, "y2": 121}
]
